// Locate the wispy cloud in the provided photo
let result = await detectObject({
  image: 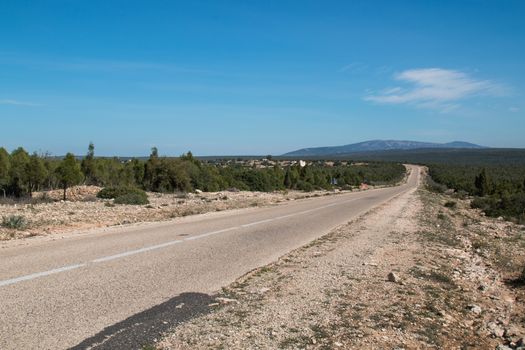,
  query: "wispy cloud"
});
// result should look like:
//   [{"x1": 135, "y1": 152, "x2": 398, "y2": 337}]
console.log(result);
[
  {"x1": 364, "y1": 68, "x2": 506, "y2": 111},
  {"x1": 509, "y1": 106, "x2": 519, "y2": 113},
  {"x1": 0, "y1": 99, "x2": 40, "y2": 106},
  {"x1": 339, "y1": 62, "x2": 368, "y2": 73}
]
